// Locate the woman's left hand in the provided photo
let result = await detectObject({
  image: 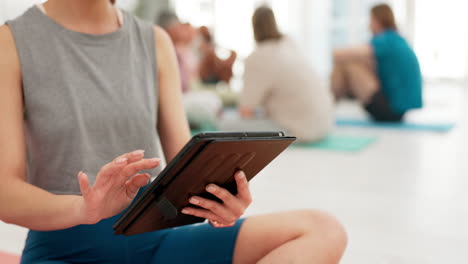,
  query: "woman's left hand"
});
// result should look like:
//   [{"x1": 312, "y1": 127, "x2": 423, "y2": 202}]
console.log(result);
[{"x1": 181, "y1": 171, "x2": 252, "y2": 228}]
